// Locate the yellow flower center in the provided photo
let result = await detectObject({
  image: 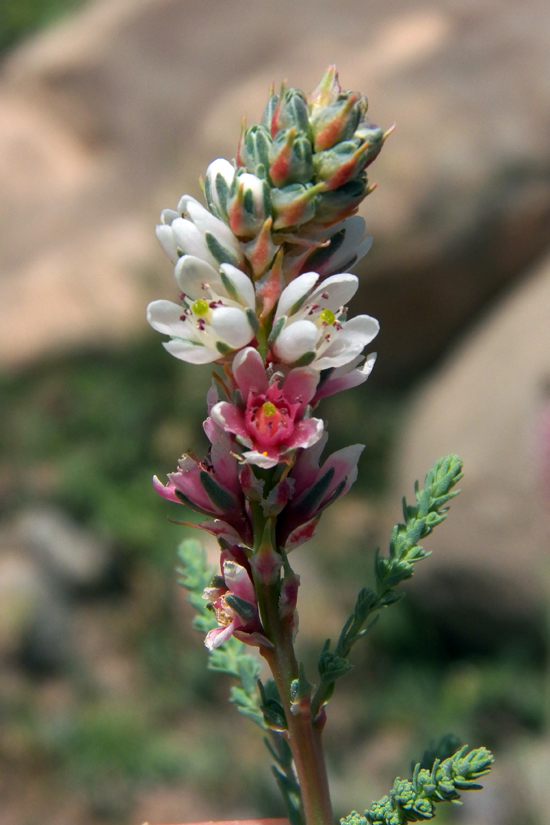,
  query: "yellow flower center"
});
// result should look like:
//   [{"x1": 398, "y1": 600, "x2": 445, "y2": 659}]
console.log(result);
[
  {"x1": 262, "y1": 401, "x2": 277, "y2": 417},
  {"x1": 192, "y1": 299, "x2": 209, "y2": 316},
  {"x1": 320, "y1": 308, "x2": 335, "y2": 325}
]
